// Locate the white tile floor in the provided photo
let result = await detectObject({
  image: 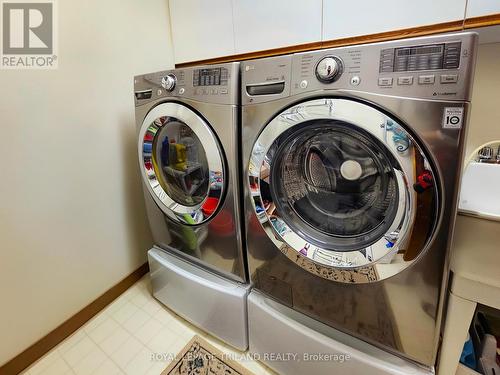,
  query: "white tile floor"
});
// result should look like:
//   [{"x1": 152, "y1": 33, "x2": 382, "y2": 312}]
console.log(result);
[{"x1": 21, "y1": 276, "x2": 274, "y2": 375}]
